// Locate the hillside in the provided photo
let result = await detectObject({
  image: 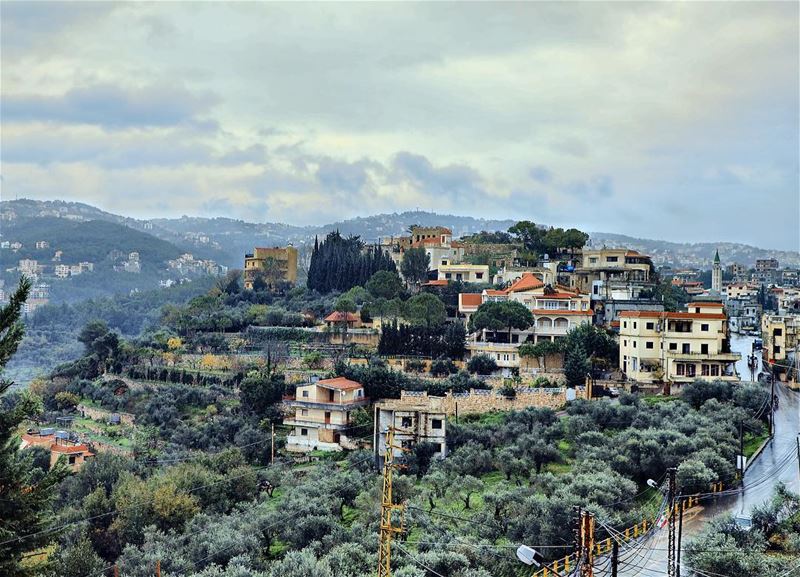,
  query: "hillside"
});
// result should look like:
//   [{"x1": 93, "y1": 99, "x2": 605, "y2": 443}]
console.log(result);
[
  {"x1": 589, "y1": 232, "x2": 800, "y2": 268},
  {"x1": 2, "y1": 199, "x2": 797, "y2": 268},
  {"x1": 0, "y1": 218, "x2": 182, "y2": 266}
]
